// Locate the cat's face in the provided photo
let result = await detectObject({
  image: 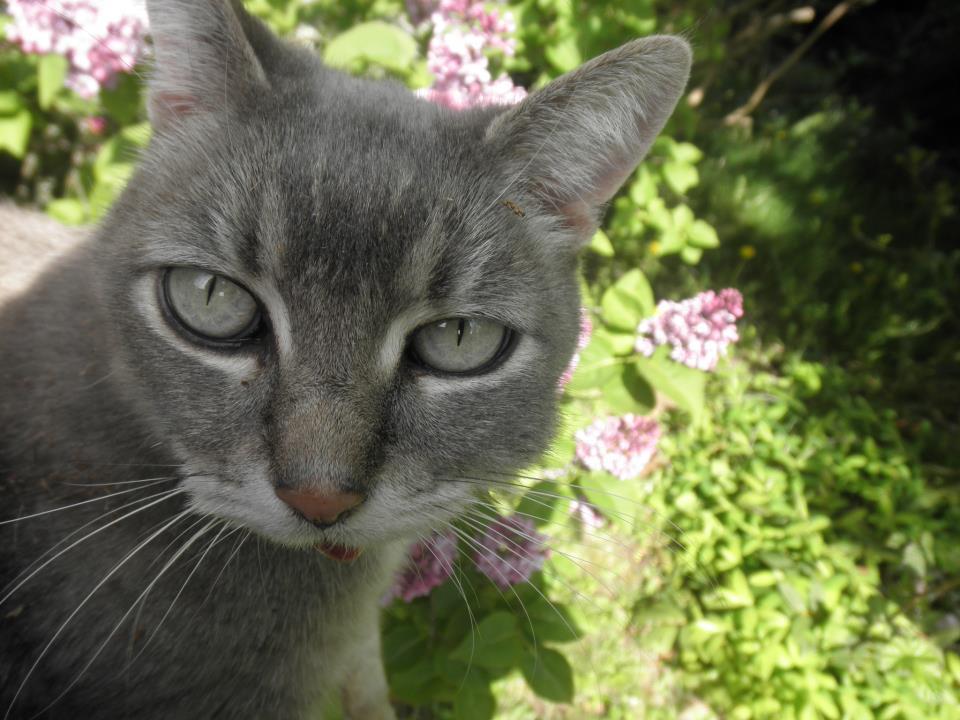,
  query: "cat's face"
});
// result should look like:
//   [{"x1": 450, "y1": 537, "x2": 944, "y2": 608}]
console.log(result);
[
  {"x1": 99, "y1": 94, "x2": 578, "y2": 552},
  {"x1": 93, "y1": 0, "x2": 690, "y2": 555}
]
